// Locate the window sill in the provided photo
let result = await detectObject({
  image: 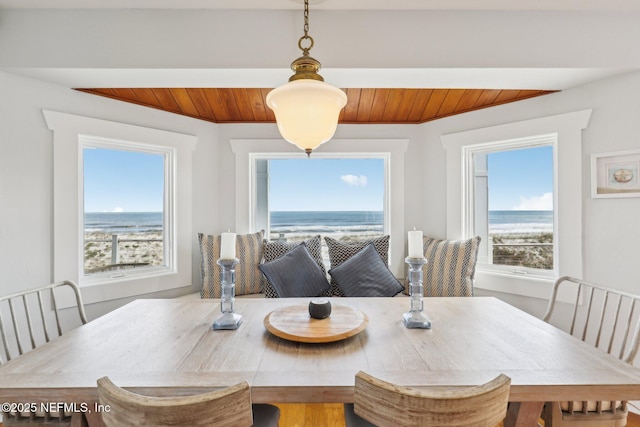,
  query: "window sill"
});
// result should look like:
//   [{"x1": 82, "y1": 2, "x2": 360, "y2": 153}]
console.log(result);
[
  {"x1": 474, "y1": 269, "x2": 554, "y2": 301},
  {"x1": 57, "y1": 270, "x2": 188, "y2": 309}
]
